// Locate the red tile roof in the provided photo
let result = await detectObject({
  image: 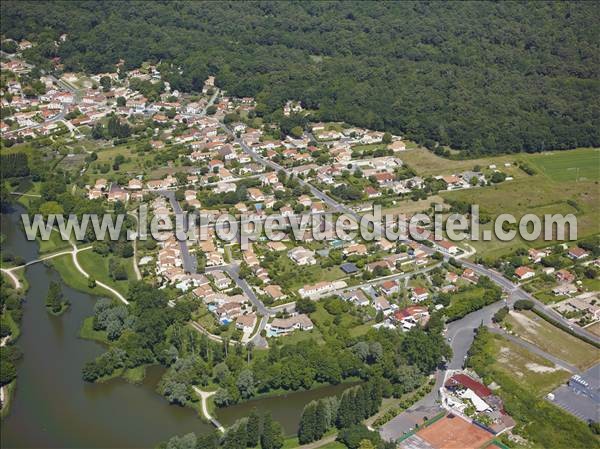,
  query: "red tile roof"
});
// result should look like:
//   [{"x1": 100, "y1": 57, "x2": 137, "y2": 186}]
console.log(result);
[{"x1": 446, "y1": 374, "x2": 492, "y2": 398}]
